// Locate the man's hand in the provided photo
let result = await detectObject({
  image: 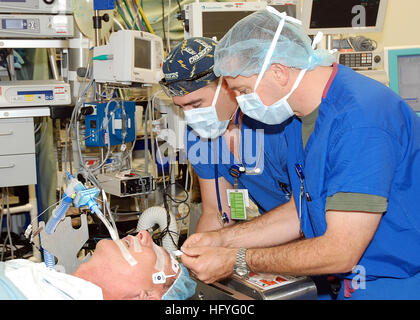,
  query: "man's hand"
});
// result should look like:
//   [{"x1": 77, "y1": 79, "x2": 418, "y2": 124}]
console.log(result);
[
  {"x1": 181, "y1": 246, "x2": 237, "y2": 284},
  {"x1": 195, "y1": 177, "x2": 235, "y2": 232},
  {"x1": 182, "y1": 231, "x2": 223, "y2": 248}
]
